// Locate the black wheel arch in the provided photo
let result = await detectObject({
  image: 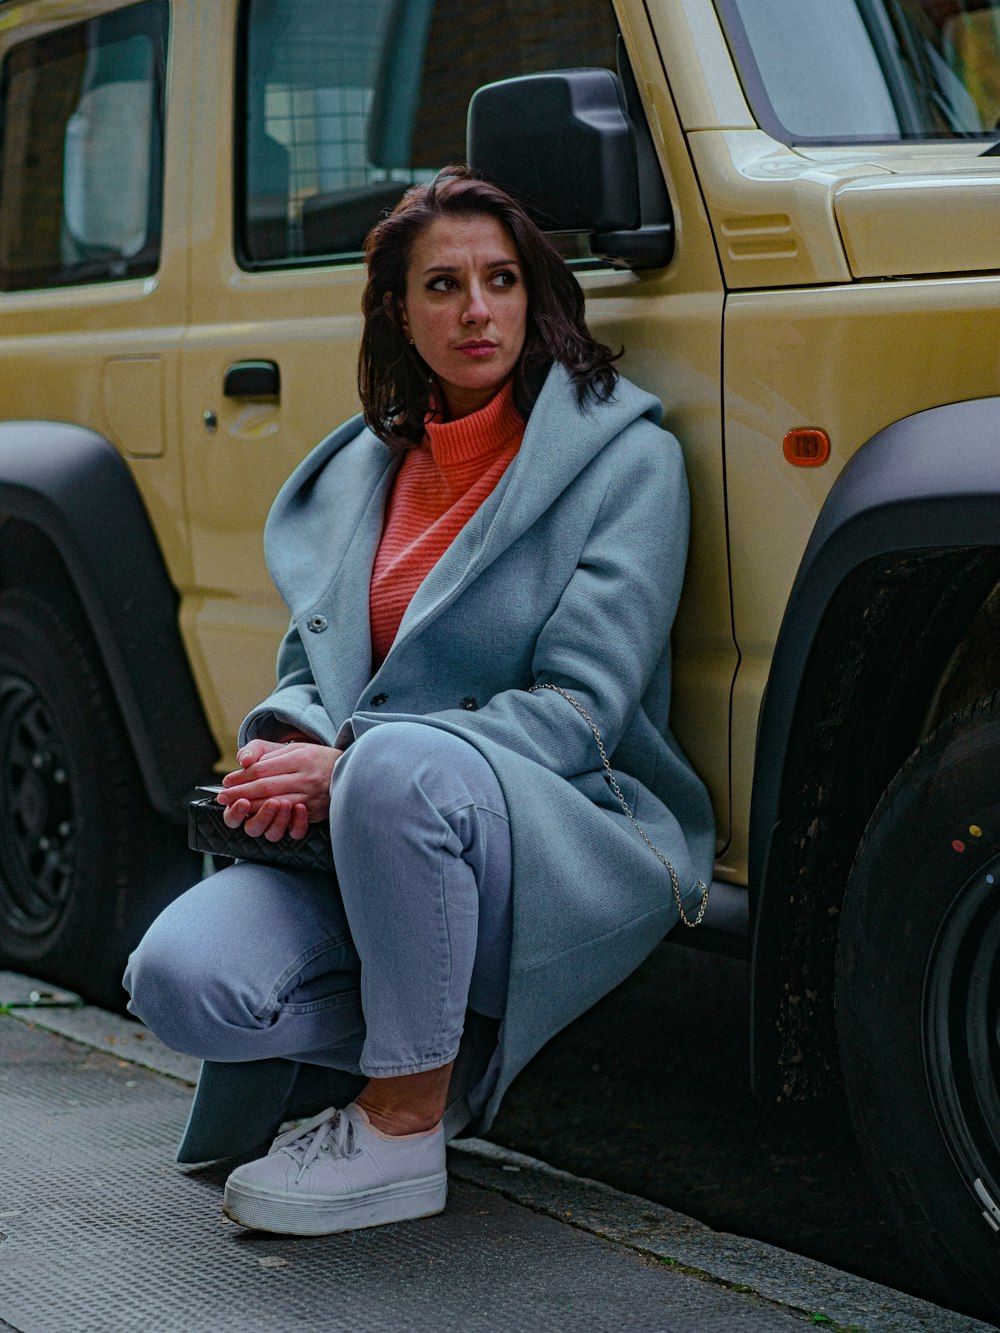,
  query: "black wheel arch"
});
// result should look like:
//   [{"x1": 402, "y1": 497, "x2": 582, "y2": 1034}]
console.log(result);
[
  {"x1": 0, "y1": 421, "x2": 217, "y2": 820},
  {"x1": 749, "y1": 397, "x2": 1000, "y2": 1099}
]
